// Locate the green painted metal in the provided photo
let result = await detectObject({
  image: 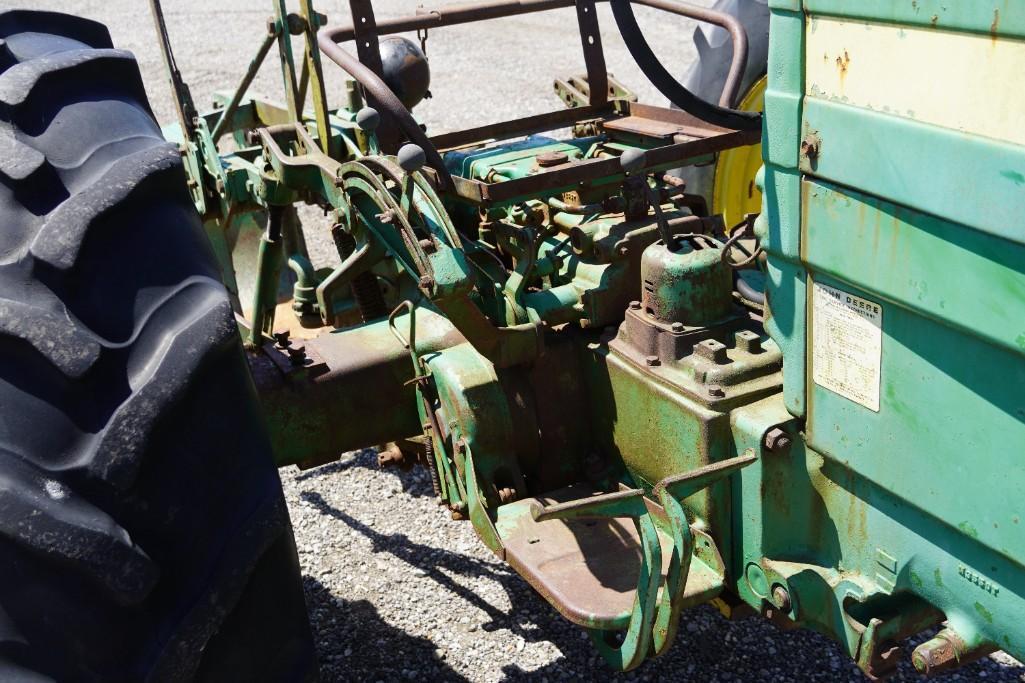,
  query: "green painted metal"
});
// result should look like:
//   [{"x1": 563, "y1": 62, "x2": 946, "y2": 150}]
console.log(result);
[
  {"x1": 751, "y1": 0, "x2": 1025, "y2": 673},
  {"x1": 154, "y1": 0, "x2": 1025, "y2": 674}
]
